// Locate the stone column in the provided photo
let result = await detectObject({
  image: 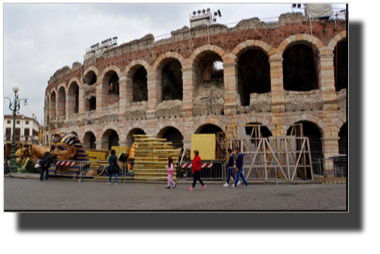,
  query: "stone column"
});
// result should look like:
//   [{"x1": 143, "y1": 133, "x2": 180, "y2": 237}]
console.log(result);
[
  {"x1": 269, "y1": 58, "x2": 285, "y2": 130},
  {"x1": 181, "y1": 66, "x2": 195, "y2": 117},
  {"x1": 321, "y1": 136, "x2": 340, "y2": 173},
  {"x1": 146, "y1": 72, "x2": 162, "y2": 120},
  {"x1": 95, "y1": 140, "x2": 108, "y2": 150},
  {"x1": 223, "y1": 61, "x2": 238, "y2": 116},
  {"x1": 118, "y1": 76, "x2": 129, "y2": 114},
  {"x1": 318, "y1": 52, "x2": 337, "y2": 112},
  {"x1": 78, "y1": 87, "x2": 84, "y2": 119},
  {"x1": 126, "y1": 136, "x2": 134, "y2": 147},
  {"x1": 95, "y1": 84, "x2": 105, "y2": 118},
  {"x1": 66, "y1": 94, "x2": 75, "y2": 120}
]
